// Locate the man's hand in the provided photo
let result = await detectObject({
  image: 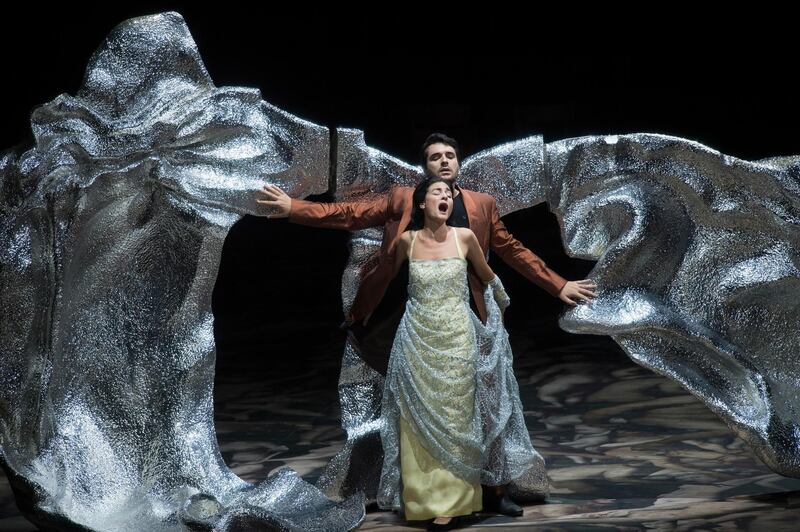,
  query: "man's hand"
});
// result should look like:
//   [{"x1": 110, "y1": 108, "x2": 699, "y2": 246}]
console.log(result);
[
  {"x1": 256, "y1": 184, "x2": 292, "y2": 218},
  {"x1": 558, "y1": 279, "x2": 598, "y2": 306}
]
